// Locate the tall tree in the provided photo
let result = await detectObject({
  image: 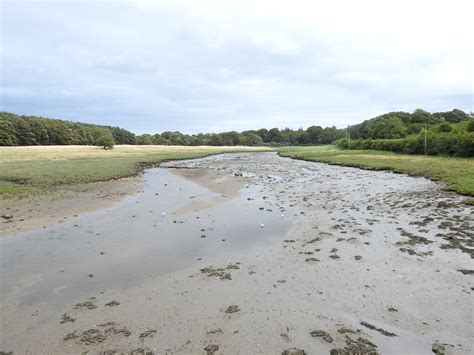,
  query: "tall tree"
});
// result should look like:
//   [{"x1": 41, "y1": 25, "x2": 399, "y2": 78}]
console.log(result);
[
  {"x1": 0, "y1": 120, "x2": 18, "y2": 146},
  {"x1": 16, "y1": 118, "x2": 37, "y2": 145}
]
